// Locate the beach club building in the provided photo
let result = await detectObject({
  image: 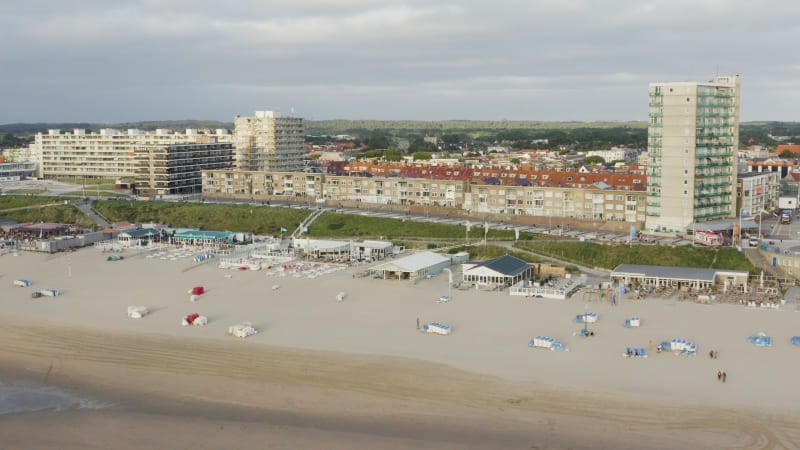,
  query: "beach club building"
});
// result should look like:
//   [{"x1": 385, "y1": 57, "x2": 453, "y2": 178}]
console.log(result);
[
  {"x1": 369, "y1": 251, "x2": 451, "y2": 282},
  {"x1": 116, "y1": 228, "x2": 162, "y2": 247},
  {"x1": 291, "y1": 237, "x2": 351, "y2": 260},
  {"x1": 611, "y1": 264, "x2": 749, "y2": 292},
  {"x1": 172, "y1": 230, "x2": 234, "y2": 248},
  {"x1": 461, "y1": 255, "x2": 535, "y2": 287}
]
